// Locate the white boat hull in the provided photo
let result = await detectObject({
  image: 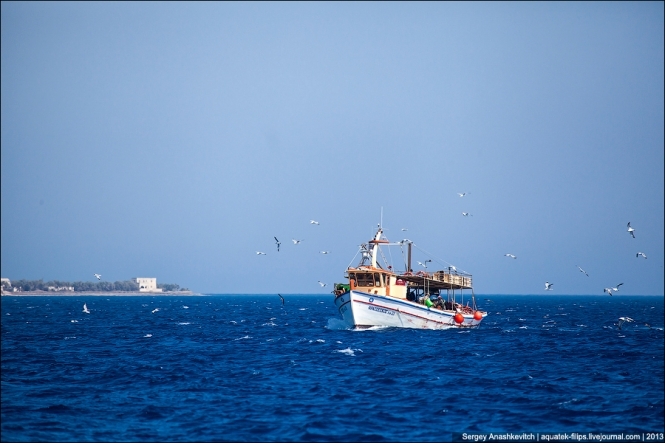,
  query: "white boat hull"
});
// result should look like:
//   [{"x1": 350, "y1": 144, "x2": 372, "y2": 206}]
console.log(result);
[{"x1": 334, "y1": 290, "x2": 485, "y2": 330}]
